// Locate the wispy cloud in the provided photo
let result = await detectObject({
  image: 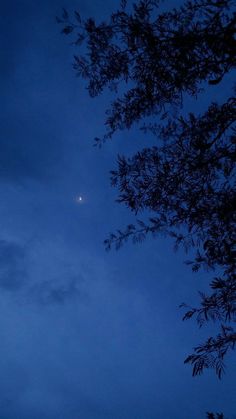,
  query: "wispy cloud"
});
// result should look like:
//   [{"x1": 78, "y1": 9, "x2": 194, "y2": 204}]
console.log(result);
[
  {"x1": 0, "y1": 240, "x2": 28, "y2": 291},
  {"x1": 29, "y1": 276, "x2": 87, "y2": 305}
]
